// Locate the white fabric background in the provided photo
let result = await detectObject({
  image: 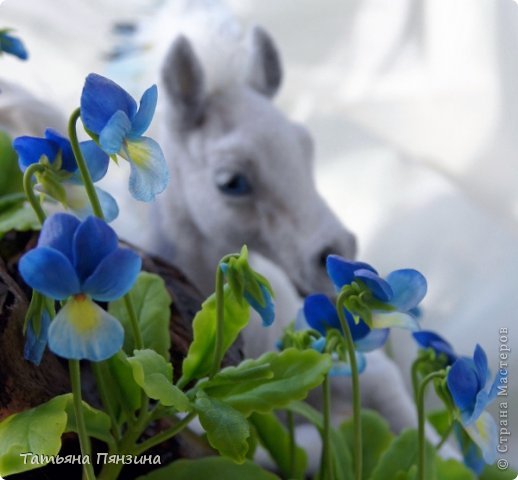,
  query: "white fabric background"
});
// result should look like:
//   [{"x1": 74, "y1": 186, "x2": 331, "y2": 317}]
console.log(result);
[{"x1": 2, "y1": 0, "x2": 517, "y2": 467}]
